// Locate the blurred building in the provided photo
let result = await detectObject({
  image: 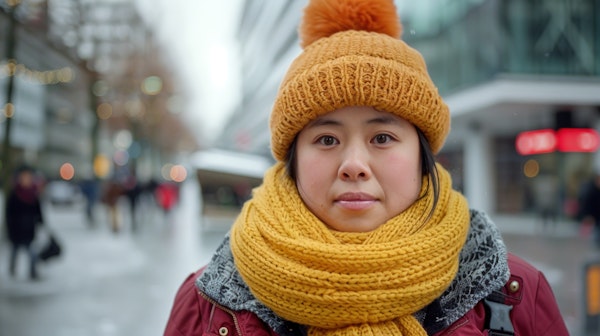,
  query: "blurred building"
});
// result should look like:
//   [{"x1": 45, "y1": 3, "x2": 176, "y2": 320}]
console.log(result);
[
  {"x1": 220, "y1": 0, "x2": 600, "y2": 216},
  {"x1": 0, "y1": 0, "x2": 197, "y2": 186},
  {"x1": 0, "y1": 1, "x2": 93, "y2": 179}
]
